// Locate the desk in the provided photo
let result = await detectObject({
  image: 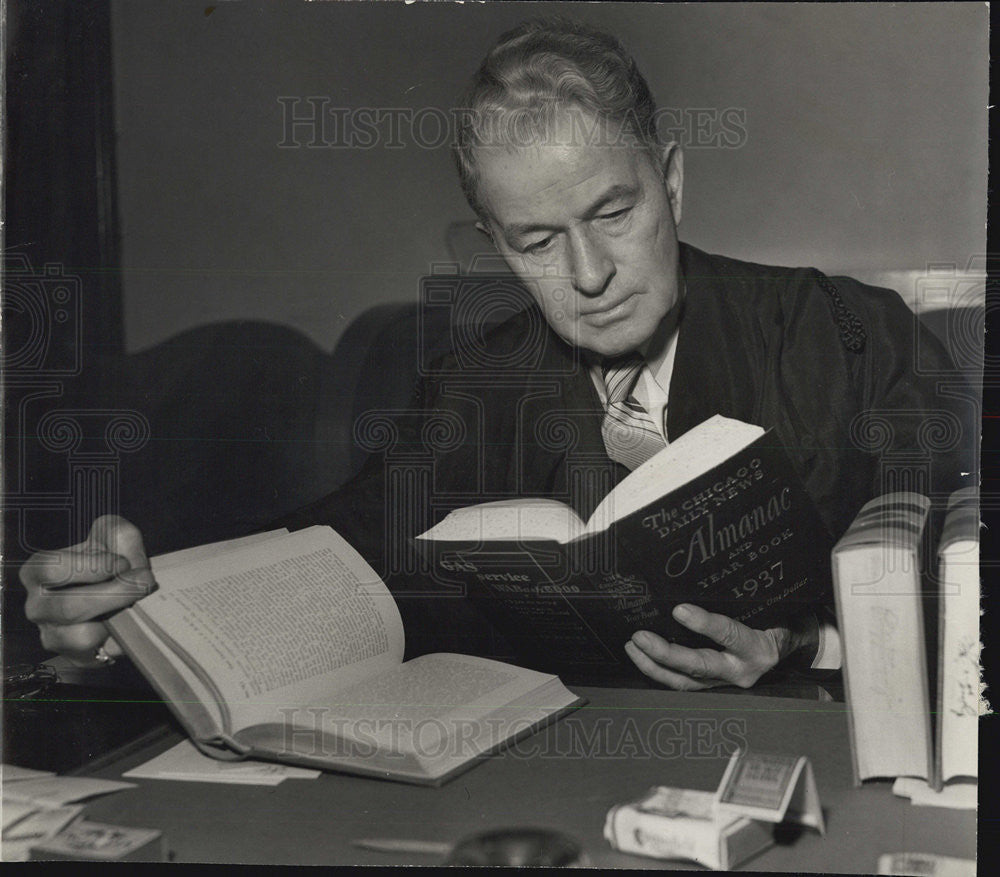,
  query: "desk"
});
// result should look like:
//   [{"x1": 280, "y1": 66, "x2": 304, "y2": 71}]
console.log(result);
[{"x1": 68, "y1": 687, "x2": 975, "y2": 870}]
